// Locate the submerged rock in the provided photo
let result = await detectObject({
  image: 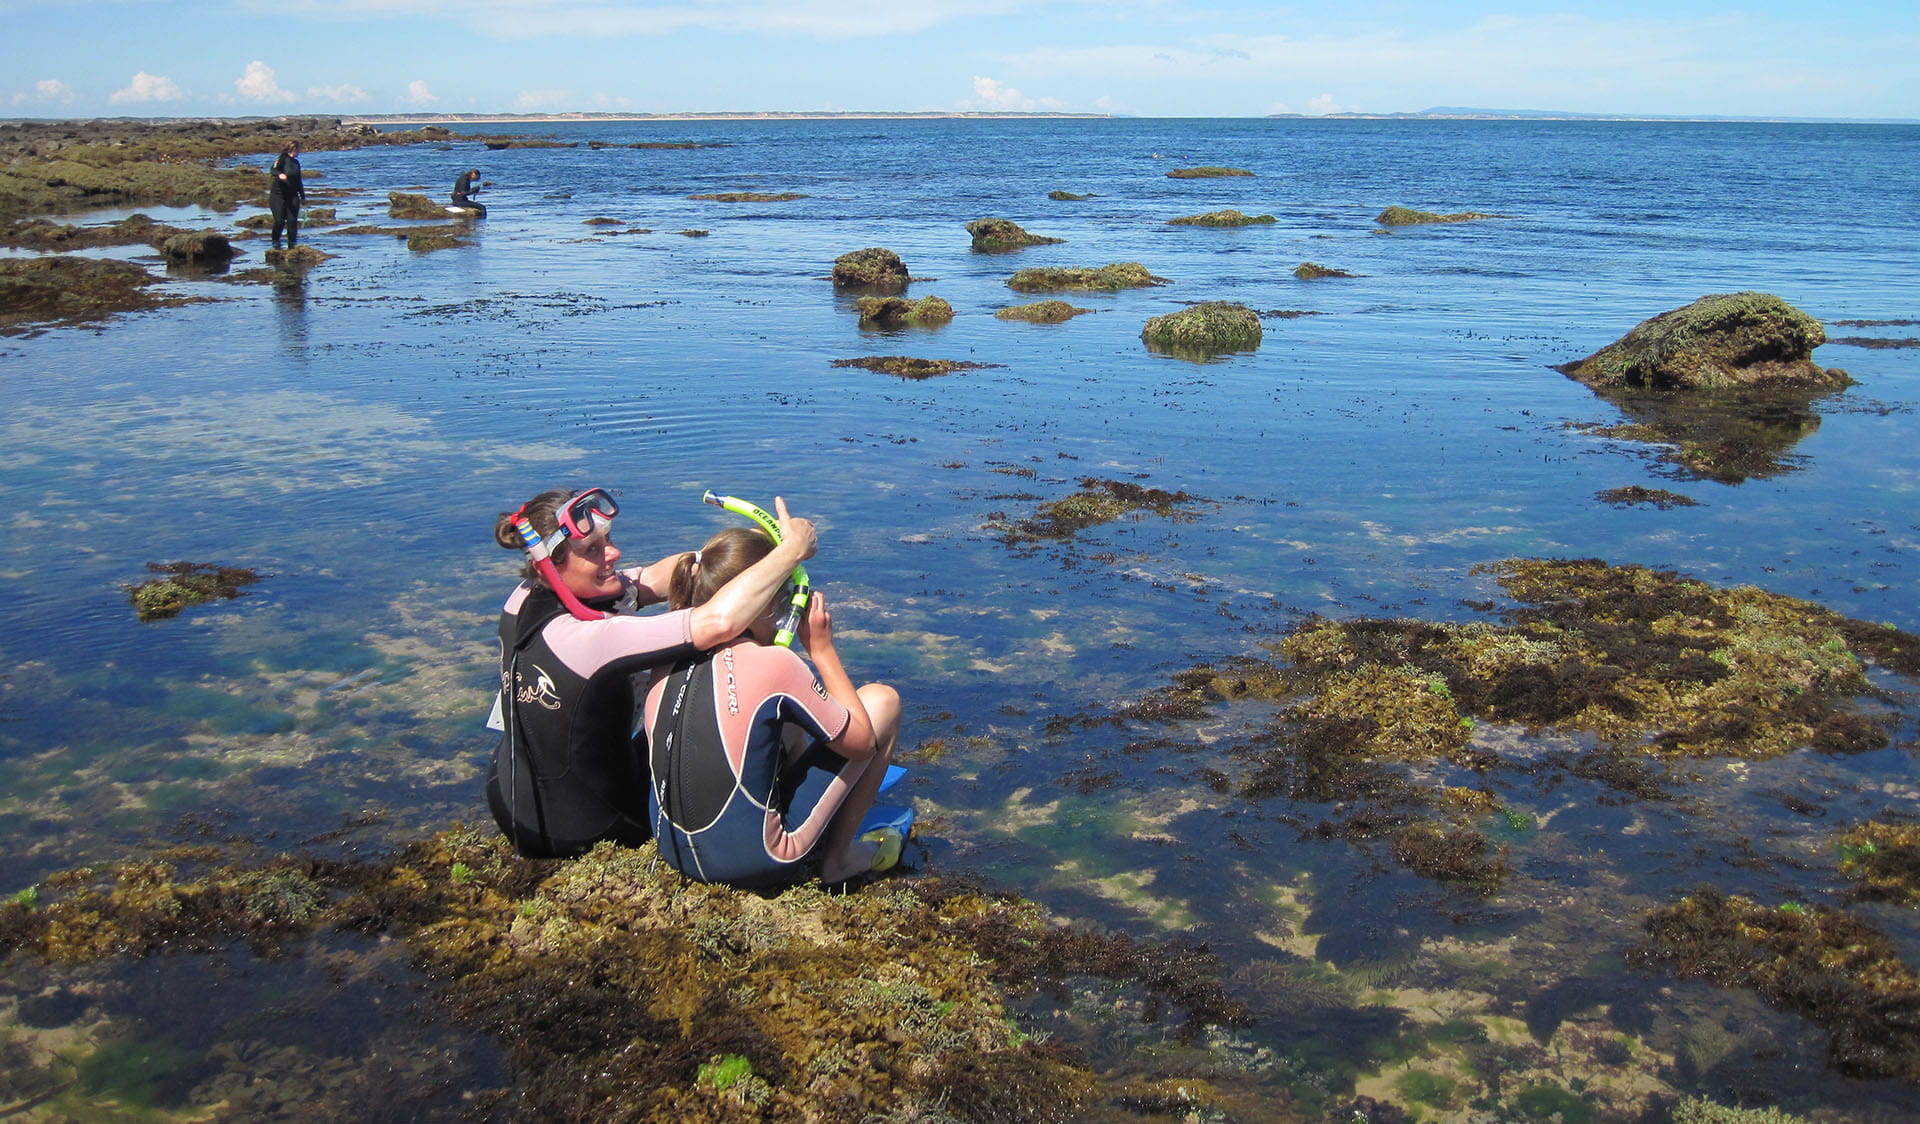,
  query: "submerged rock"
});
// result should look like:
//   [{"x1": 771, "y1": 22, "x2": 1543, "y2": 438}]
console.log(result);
[
  {"x1": 1140, "y1": 301, "x2": 1262, "y2": 356},
  {"x1": 831, "y1": 355, "x2": 997, "y2": 379},
  {"x1": 855, "y1": 295, "x2": 953, "y2": 326},
  {"x1": 1294, "y1": 262, "x2": 1356, "y2": 279},
  {"x1": 124, "y1": 561, "x2": 263, "y2": 621},
  {"x1": 406, "y1": 227, "x2": 470, "y2": 252},
  {"x1": 995, "y1": 299, "x2": 1093, "y2": 323},
  {"x1": 687, "y1": 191, "x2": 806, "y2": 202},
  {"x1": 1376, "y1": 205, "x2": 1495, "y2": 225},
  {"x1": 1557, "y1": 292, "x2": 1848, "y2": 392},
  {"x1": 1007, "y1": 262, "x2": 1167, "y2": 292},
  {"x1": 1169, "y1": 209, "x2": 1275, "y2": 227},
  {"x1": 264, "y1": 244, "x2": 333, "y2": 267},
  {"x1": 1048, "y1": 190, "x2": 1094, "y2": 201},
  {"x1": 1167, "y1": 166, "x2": 1253, "y2": 178},
  {"x1": 997, "y1": 478, "x2": 1210, "y2": 543},
  {"x1": 832, "y1": 247, "x2": 910, "y2": 289},
  {"x1": 965, "y1": 217, "x2": 1064, "y2": 251}
]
